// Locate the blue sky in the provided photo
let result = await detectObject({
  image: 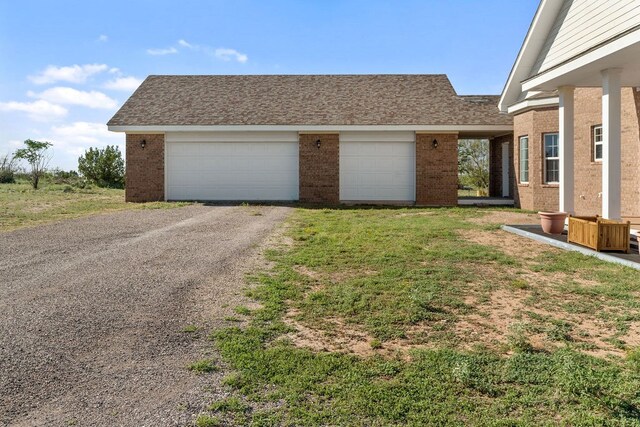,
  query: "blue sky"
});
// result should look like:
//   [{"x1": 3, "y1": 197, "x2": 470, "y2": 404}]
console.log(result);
[{"x1": 0, "y1": 0, "x2": 538, "y2": 170}]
